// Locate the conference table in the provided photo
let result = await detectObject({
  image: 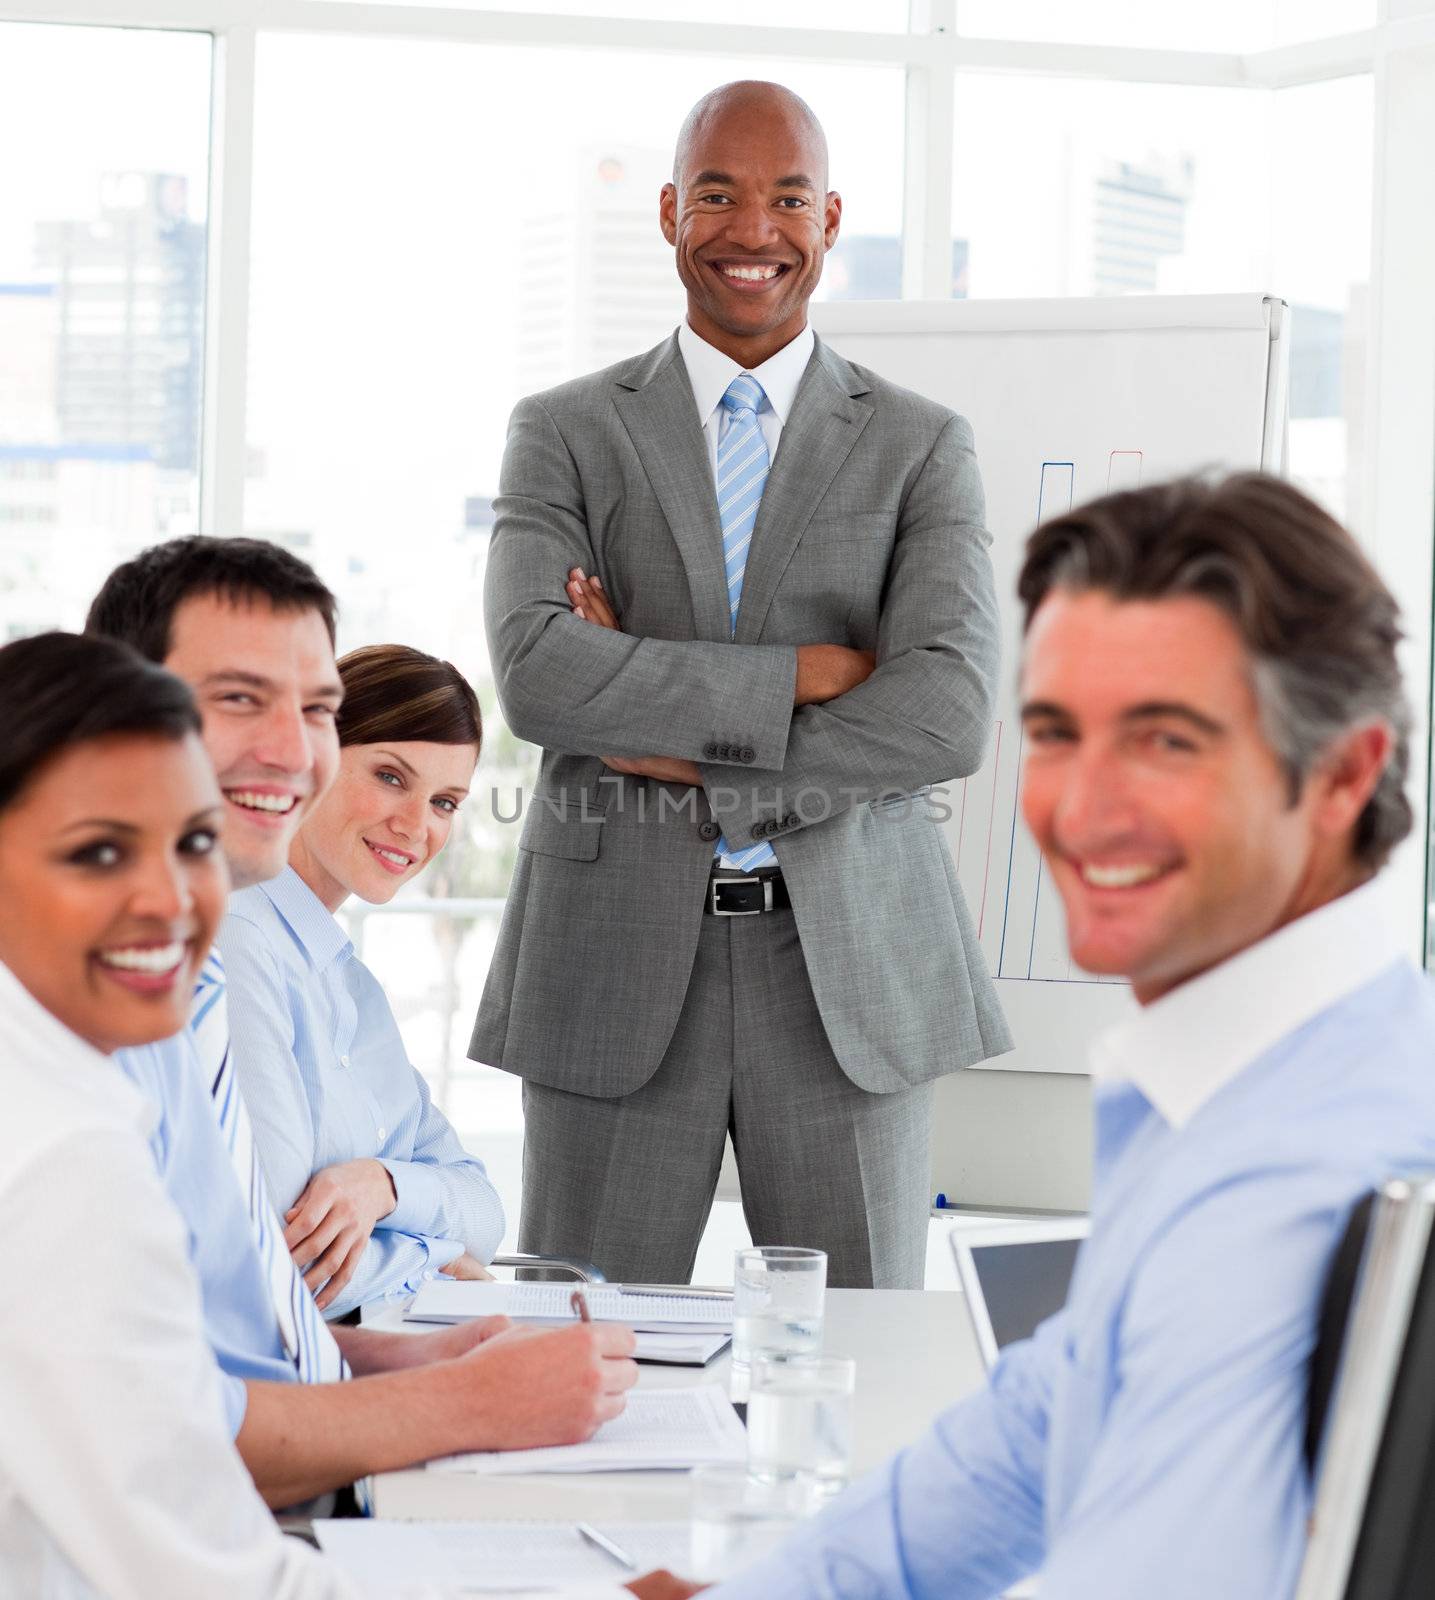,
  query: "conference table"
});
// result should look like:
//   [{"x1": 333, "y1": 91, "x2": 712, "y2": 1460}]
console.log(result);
[{"x1": 367, "y1": 1287, "x2": 987, "y2": 1522}]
